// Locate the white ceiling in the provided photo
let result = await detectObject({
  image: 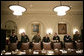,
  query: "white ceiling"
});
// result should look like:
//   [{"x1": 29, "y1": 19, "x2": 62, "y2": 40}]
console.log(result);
[{"x1": 1, "y1": 1, "x2": 83, "y2": 15}]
